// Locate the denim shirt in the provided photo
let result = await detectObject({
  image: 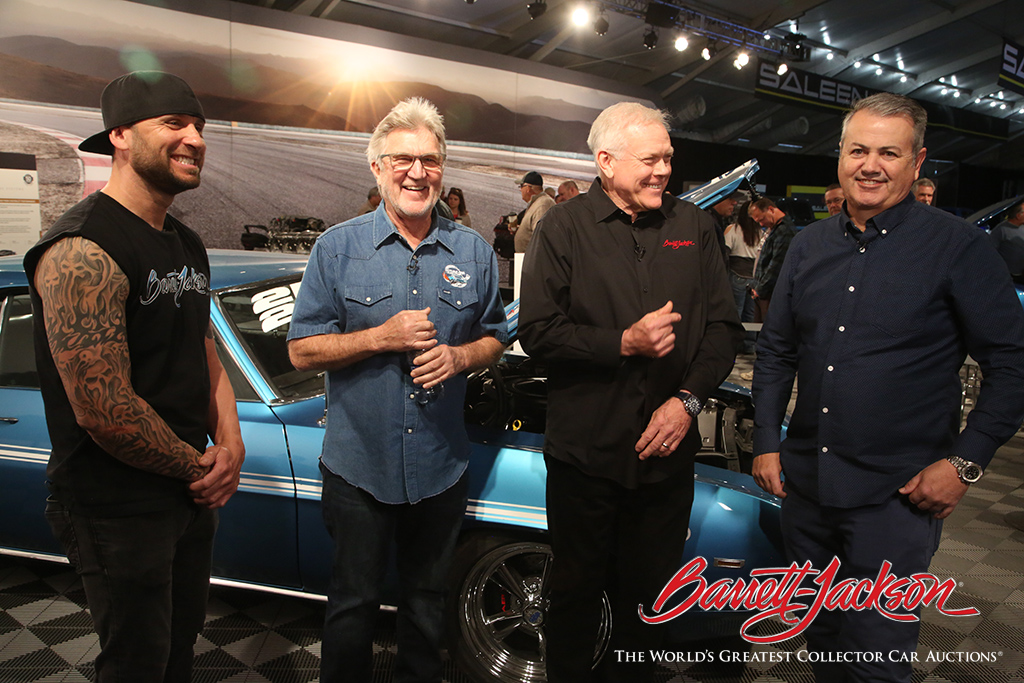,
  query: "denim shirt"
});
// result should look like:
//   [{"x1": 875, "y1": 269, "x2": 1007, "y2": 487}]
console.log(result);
[{"x1": 288, "y1": 204, "x2": 508, "y2": 504}]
